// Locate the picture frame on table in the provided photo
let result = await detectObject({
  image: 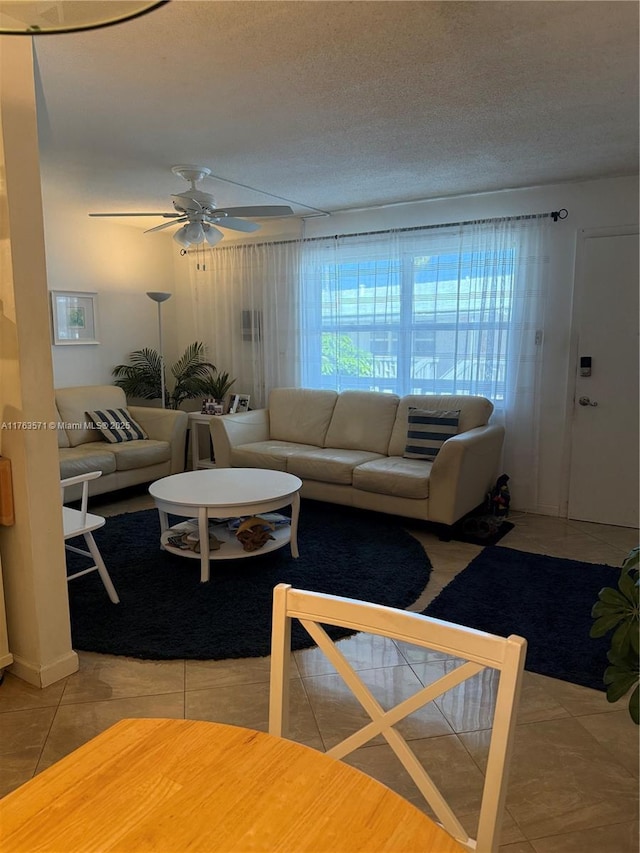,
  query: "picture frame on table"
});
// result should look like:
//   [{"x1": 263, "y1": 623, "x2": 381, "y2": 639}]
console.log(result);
[
  {"x1": 51, "y1": 291, "x2": 99, "y2": 345},
  {"x1": 236, "y1": 394, "x2": 251, "y2": 413},
  {"x1": 227, "y1": 393, "x2": 250, "y2": 414}
]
